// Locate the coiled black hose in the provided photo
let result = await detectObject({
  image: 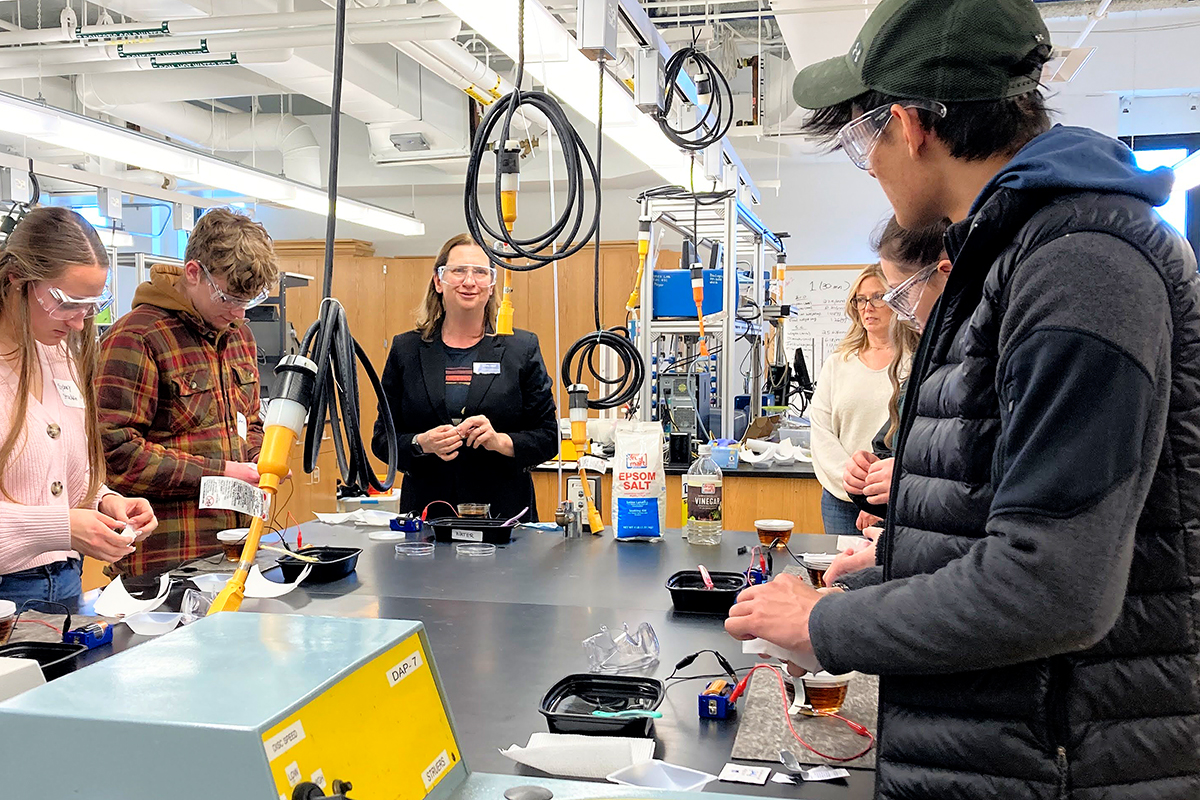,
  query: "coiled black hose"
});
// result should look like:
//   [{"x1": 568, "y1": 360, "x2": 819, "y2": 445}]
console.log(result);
[
  {"x1": 464, "y1": 90, "x2": 601, "y2": 270},
  {"x1": 561, "y1": 328, "x2": 644, "y2": 411},
  {"x1": 297, "y1": 0, "x2": 398, "y2": 495},
  {"x1": 656, "y1": 46, "x2": 734, "y2": 151}
]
